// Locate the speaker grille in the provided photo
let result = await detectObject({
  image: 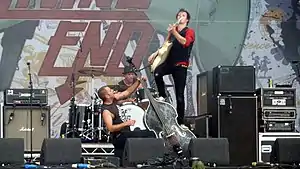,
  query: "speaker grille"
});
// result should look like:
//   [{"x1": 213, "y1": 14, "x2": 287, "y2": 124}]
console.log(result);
[{"x1": 1, "y1": 106, "x2": 50, "y2": 152}]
